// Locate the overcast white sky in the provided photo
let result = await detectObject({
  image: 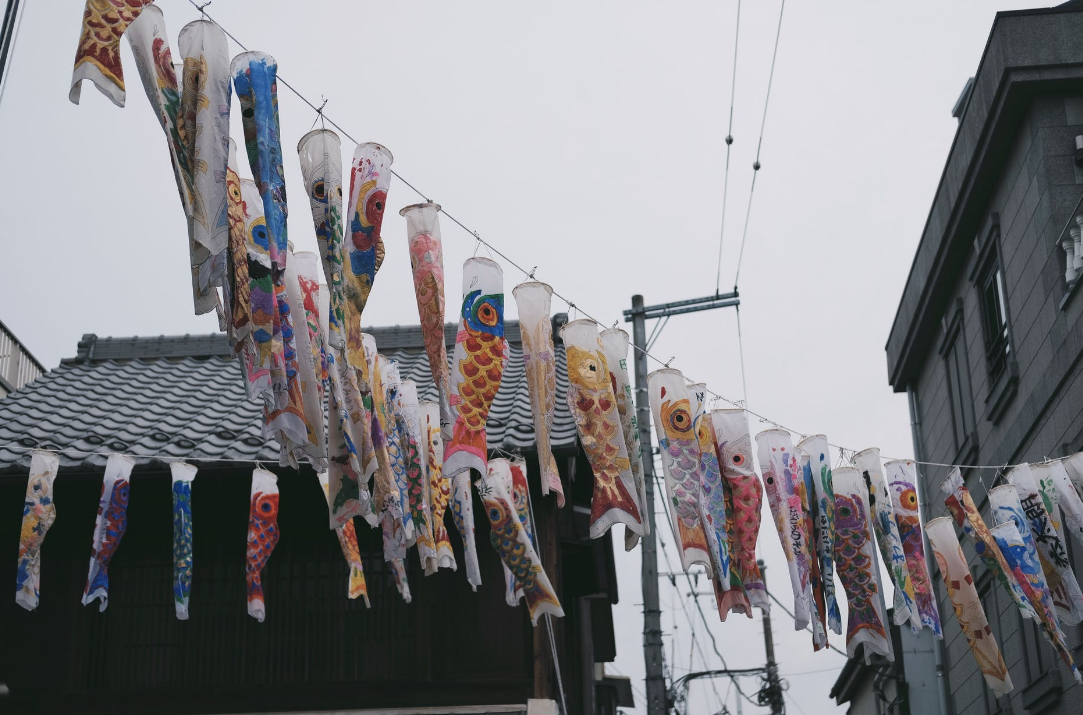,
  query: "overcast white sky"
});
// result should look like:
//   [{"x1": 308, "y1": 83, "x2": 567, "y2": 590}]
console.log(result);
[{"x1": 0, "y1": 1, "x2": 1051, "y2": 713}]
